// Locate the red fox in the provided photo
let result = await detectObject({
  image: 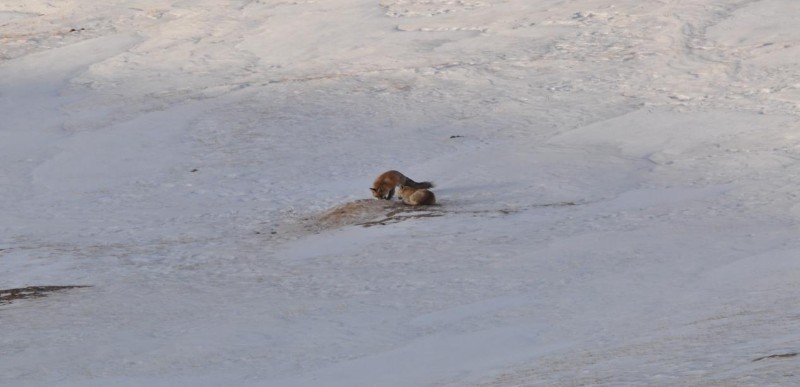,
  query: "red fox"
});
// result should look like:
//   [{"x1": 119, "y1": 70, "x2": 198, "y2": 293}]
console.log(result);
[
  {"x1": 370, "y1": 170, "x2": 433, "y2": 200},
  {"x1": 398, "y1": 185, "x2": 436, "y2": 206}
]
